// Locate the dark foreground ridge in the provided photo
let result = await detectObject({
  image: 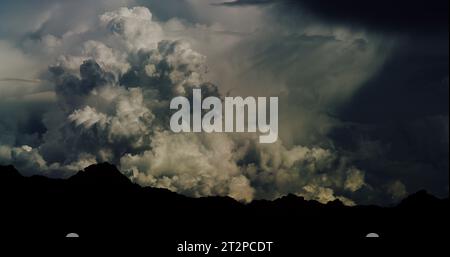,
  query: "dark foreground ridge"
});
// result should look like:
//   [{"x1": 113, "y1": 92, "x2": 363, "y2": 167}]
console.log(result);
[{"x1": 1, "y1": 163, "x2": 448, "y2": 253}]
